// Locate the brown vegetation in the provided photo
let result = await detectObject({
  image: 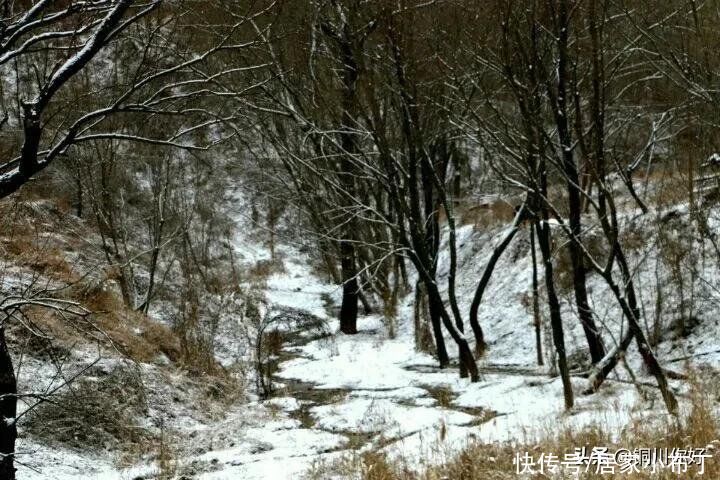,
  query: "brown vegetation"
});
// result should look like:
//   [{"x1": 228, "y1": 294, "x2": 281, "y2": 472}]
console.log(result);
[{"x1": 458, "y1": 200, "x2": 516, "y2": 230}]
